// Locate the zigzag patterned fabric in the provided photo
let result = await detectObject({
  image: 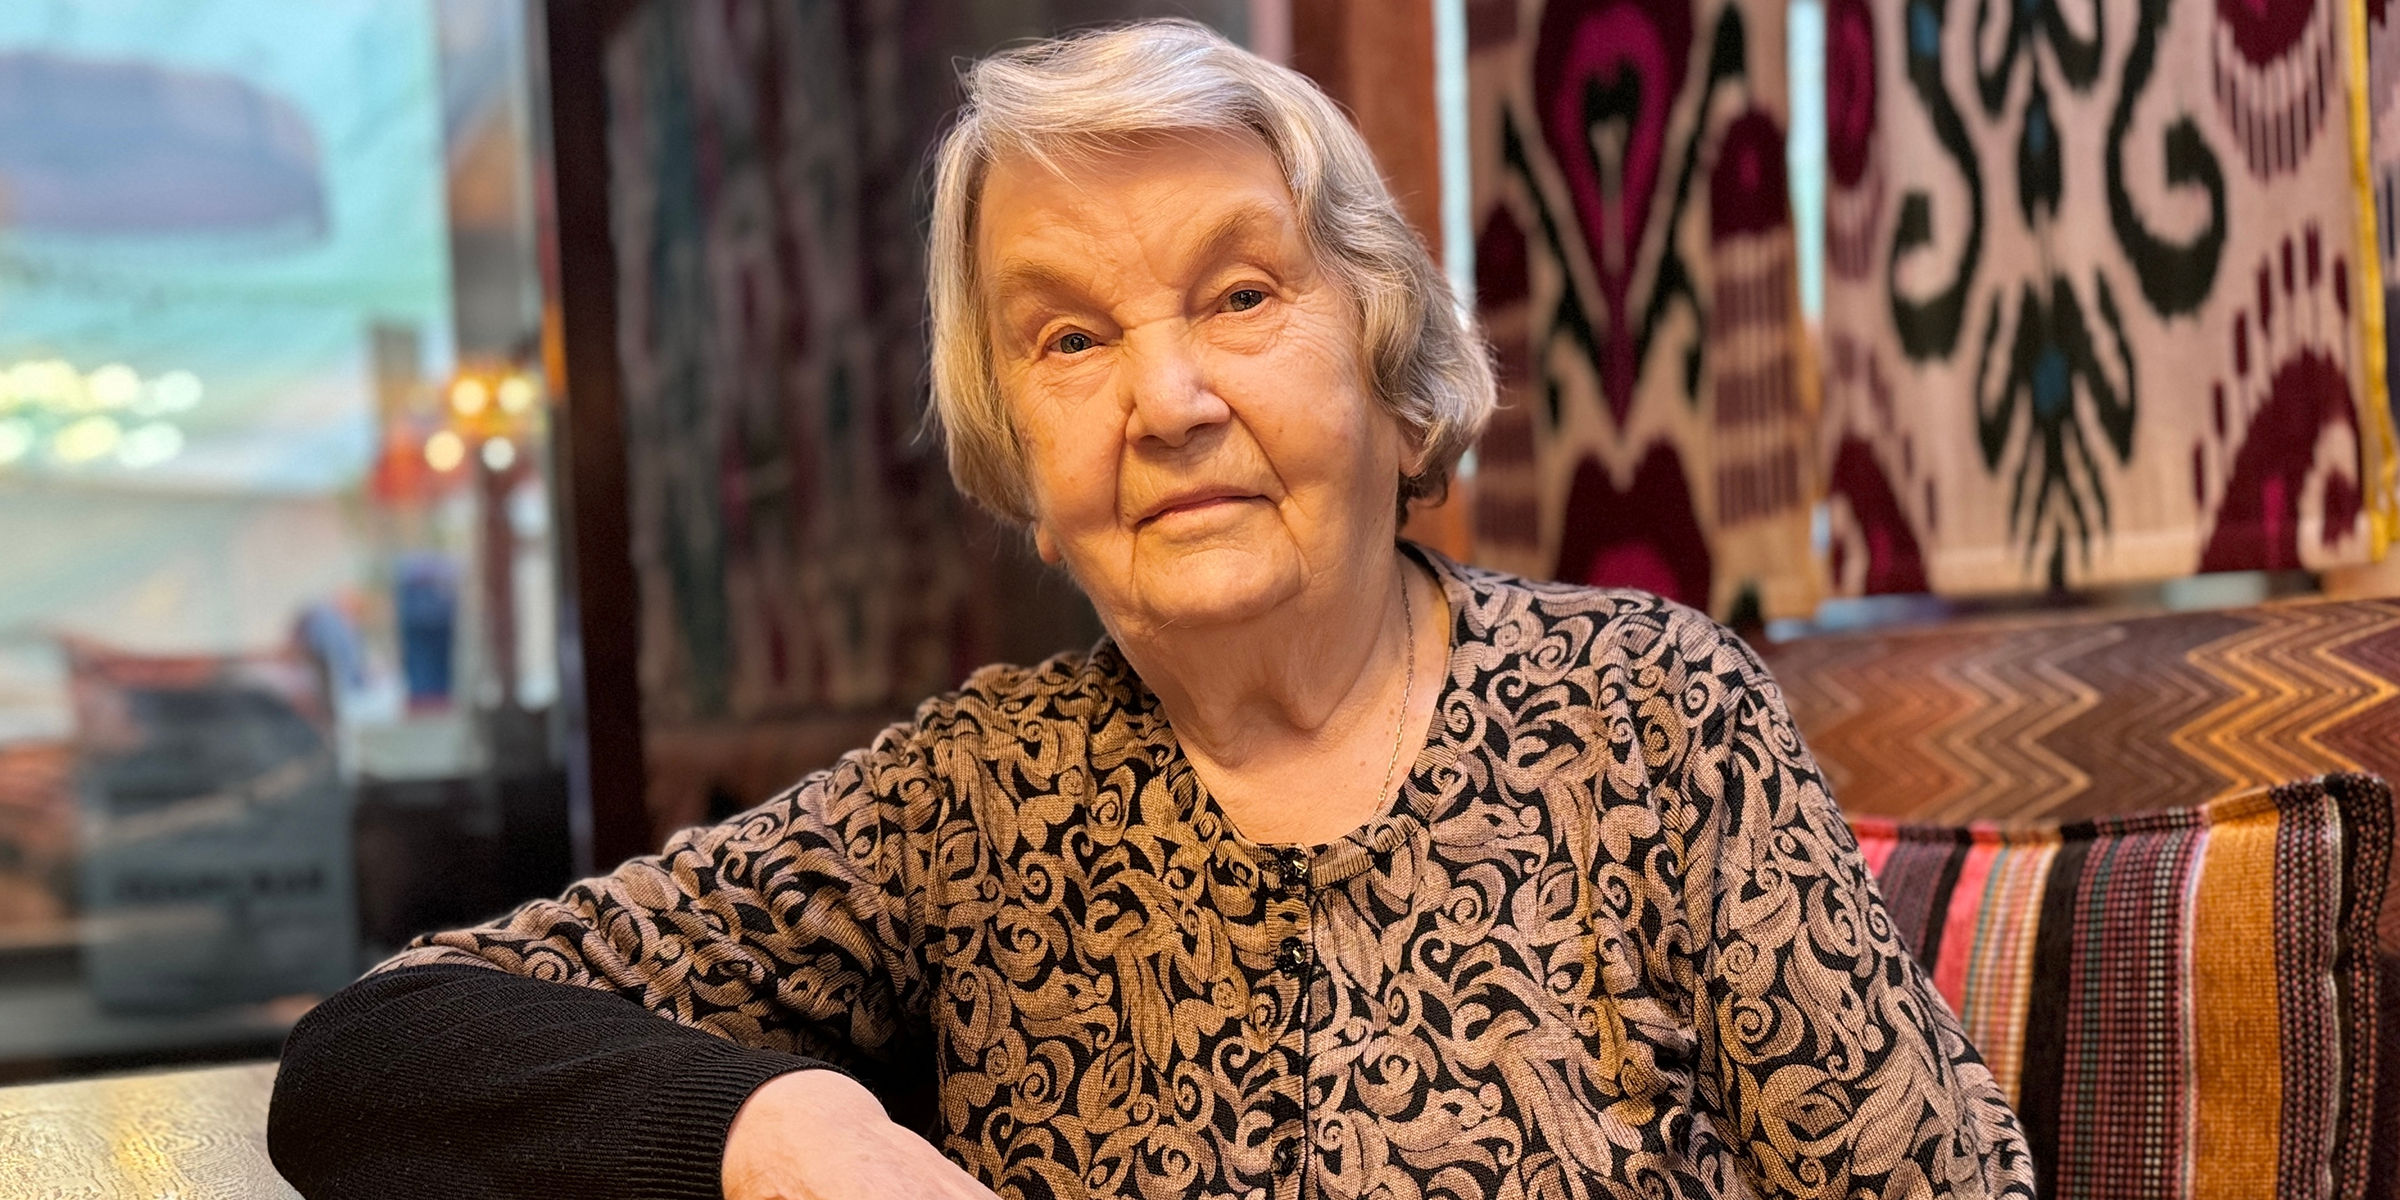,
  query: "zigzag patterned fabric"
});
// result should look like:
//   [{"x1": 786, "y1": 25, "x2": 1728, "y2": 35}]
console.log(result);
[
  {"x1": 1848, "y1": 774, "x2": 2393, "y2": 1200},
  {"x1": 1764, "y1": 596, "x2": 2400, "y2": 824}
]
